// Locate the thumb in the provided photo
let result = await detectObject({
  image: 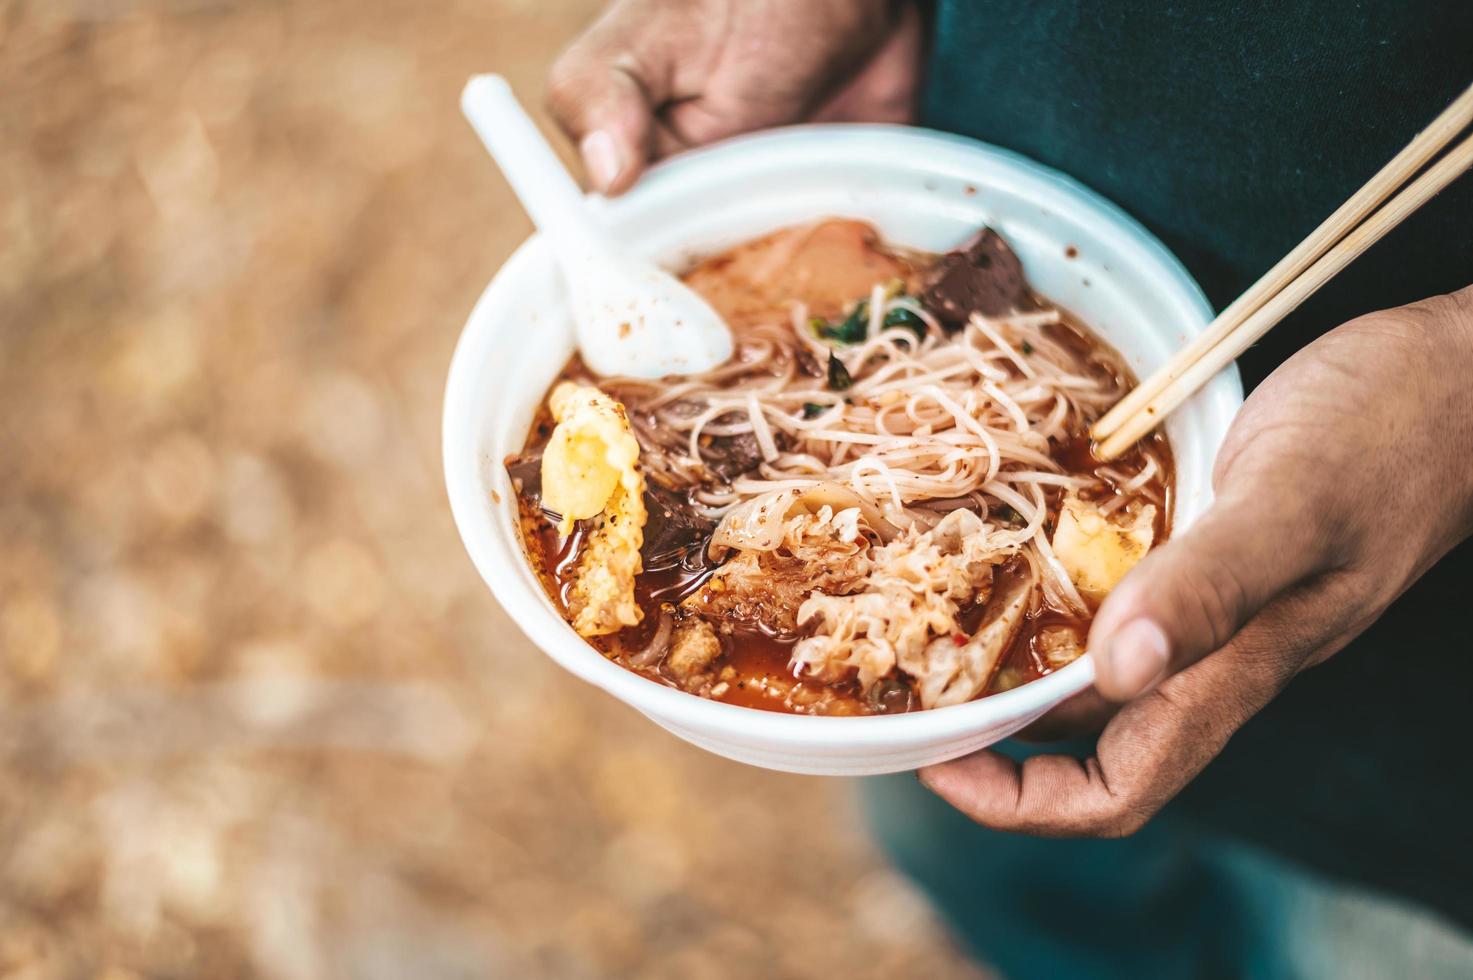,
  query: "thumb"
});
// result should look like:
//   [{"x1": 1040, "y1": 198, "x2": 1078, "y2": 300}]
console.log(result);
[
  {"x1": 546, "y1": 33, "x2": 666, "y2": 194},
  {"x1": 1086, "y1": 488, "x2": 1333, "y2": 702}
]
